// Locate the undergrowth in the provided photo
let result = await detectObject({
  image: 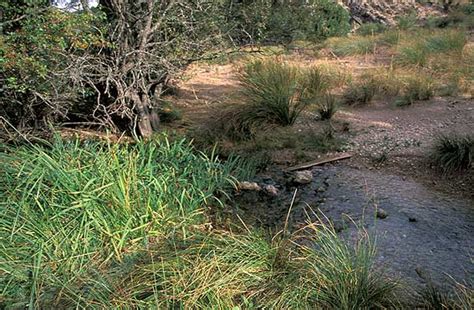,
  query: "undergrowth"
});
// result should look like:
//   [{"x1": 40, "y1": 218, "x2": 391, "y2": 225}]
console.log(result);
[{"x1": 0, "y1": 137, "x2": 397, "y2": 308}]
